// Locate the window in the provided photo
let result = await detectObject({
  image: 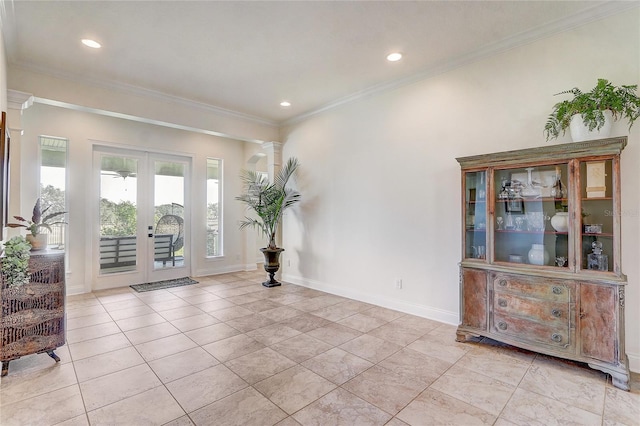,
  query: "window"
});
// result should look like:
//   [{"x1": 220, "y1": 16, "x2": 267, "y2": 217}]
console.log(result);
[
  {"x1": 206, "y1": 158, "x2": 222, "y2": 256},
  {"x1": 39, "y1": 136, "x2": 68, "y2": 249}
]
